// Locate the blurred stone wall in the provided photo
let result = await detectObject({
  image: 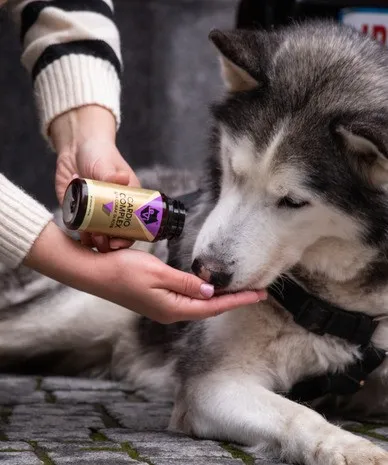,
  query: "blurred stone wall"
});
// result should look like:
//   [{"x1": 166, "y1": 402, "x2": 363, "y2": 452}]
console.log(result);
[{"x1": 0, "y1": 0, "x2": 237, "y2": 209}]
